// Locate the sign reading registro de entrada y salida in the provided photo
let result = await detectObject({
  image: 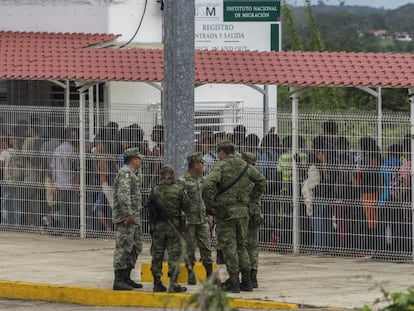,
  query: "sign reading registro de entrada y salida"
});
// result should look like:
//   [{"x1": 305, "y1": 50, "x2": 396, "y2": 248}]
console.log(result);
[{"x1": 195, "y1": 0, "x2": 281, "y2": 52}]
